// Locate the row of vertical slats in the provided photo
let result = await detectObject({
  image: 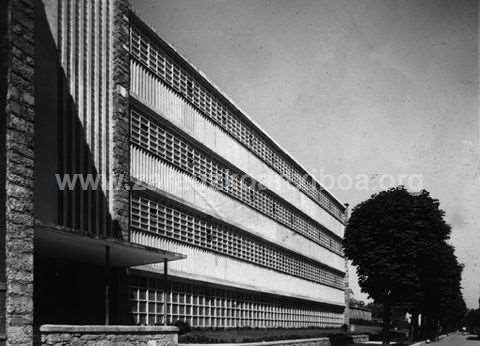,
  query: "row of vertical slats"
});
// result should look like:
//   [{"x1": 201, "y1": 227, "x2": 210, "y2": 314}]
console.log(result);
[
  {"x1": 131, "y1": 146, "x2": 198, "y2": 202},
  {"x1": 130, "y1": 230, "x2": 346, "y2": 307},
  {"x1": 131, "y1": 60, "x2": 195, "y2": 133},
  {"x1": 128, "y1": 194, "x2": 344, "y2": 288},
  {"x1": 129, "y1": 30, "x2": 346, "y2": 222},
  {"x1": 58, "y1": 0, "x2": 113, "y2": 236},
  {"x1": 130, "y1": 146, "x2": 346, "y2": 273},
  {"x1": 130, "y1": 61, "x2": 345, "y2": 239}
]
